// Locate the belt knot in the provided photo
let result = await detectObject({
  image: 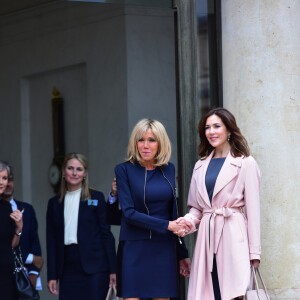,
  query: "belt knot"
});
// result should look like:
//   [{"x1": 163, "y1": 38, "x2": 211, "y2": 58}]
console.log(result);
[{"x1": 203, "y1": 207, "x2": 242, "y2": 272}]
